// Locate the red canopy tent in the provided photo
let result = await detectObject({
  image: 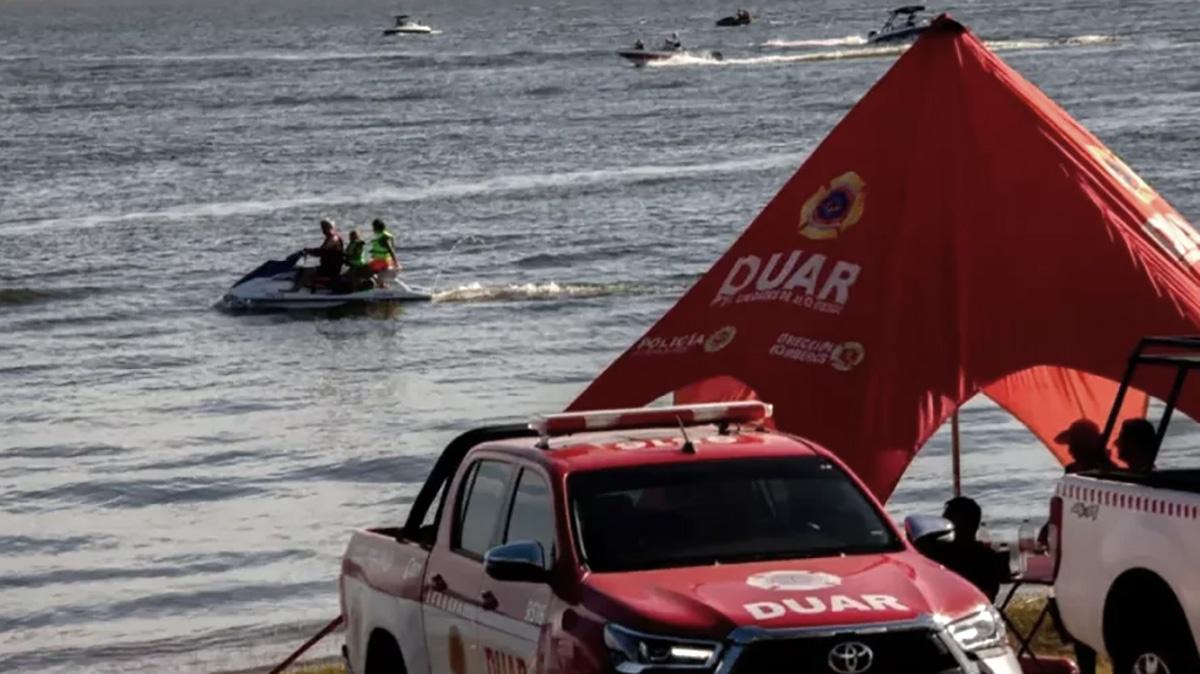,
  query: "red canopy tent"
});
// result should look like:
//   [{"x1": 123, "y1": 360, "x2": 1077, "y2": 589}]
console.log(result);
[{"x1": 569, "y1": 17, "x2": 1200, "y2": 500}]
